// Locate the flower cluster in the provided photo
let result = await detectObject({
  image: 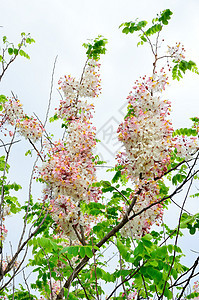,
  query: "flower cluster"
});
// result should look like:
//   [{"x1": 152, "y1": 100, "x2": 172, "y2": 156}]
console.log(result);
[
  {"x1": 120, "y1": 181, "x2": 163, "y2": 239},
  {"x1": 117, "y1": 72, "x2": 173, "y2": 180},
  {"x1": 2, "y1": 203, "x2": 11, "y2": 218},
  {"x1": 58, "y1": 59, "x2": 101, "y2": 99},
  {"x1": 0, "y1": 256, "x2": 20, "y2": 271},
  {"x1": 40, "y1": 134, "x2": 100, "y2": 204},
  {"x1": 167, "y1": 42, "x2": 186, "y2": 62},
  {"x1": 0, "y1": 225, "x2": 8, "y2": 241},
  {"x1": 16, "y1": 117, "x2": 44, "y2": 143},
  {"x1": 192, "y1": 281, "x2": 199, "y2": 299},
  {"x1": 121, "y1": 283, "x2": 137, "y2": 300},
  {"x1": 48, "y1": 194, "x2": 100, "y2": 240},
  {"x1": 39, "y1": 126, "x2": 101, "y2": 240},
  {"x1": 117, "y1": 66, "x2": 198, "y2": 238},
  {"x1": 56, "y1": 59, "x2": 101, "y2": 121},
  {"x1": 3, "y1": 98, "x2": 44, "y2": 142},
  {"x1": 174, "y1": 135, "x2": 198, "y2": 159},
  {"x1": 49, "y1": 280, "x2": 61, "y2": 299},
  {"x1": 38, "y1": 58, "x2": 102, "y2": 242},
  {"x1": 3, "y1": 98, "x2": 23, "y2": 124}
]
